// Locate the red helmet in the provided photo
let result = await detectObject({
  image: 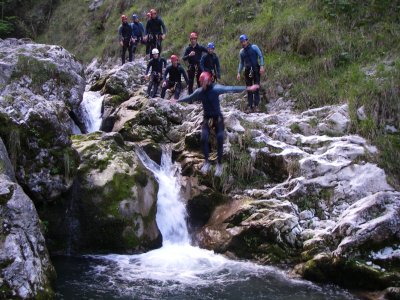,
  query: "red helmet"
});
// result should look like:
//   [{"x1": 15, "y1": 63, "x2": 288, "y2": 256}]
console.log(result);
[
  {"x1": 190, "y1": 32, "x2": 198, "y2": 39},
  {"x1": 121, "y1": 15, "x2": 127, "y2": 21},
  {"x1": 150, "y1": 9, "x2": 157, "y2": 15},
  {"x1": 170, "y1": 55, "x2": 178, "y2": 62},
  {"x1": 199, "y1": 72, "x2": 212, "y2": 84}
]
